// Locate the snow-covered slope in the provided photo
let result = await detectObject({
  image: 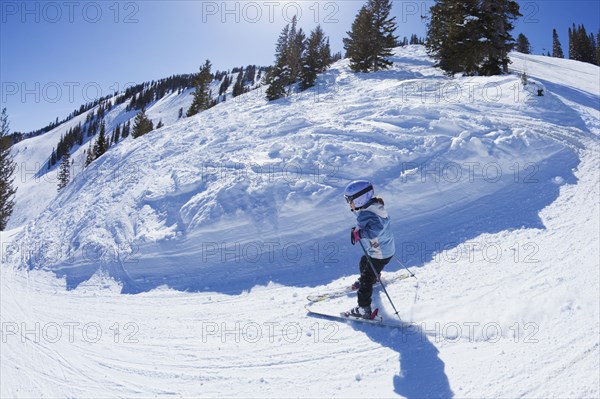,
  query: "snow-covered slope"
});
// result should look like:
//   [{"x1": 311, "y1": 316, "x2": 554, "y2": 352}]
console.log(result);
[
  {"x1": 1, "y1": 46, "x2": 599, "y2": 397},
  {"x1": 7, "y1": 68, "x2": 263, "y2": 230},
  {"x1": 7, "y1": 88, "x2": 195, "y2": 228}
]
